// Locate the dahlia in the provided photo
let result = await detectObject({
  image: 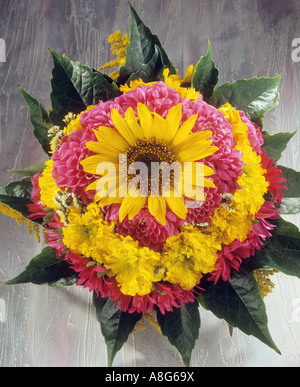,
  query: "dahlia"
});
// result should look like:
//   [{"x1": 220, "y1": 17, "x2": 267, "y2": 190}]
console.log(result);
[{"x1": 52, "y1": 127, "x2": 97, "y2": 205}]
